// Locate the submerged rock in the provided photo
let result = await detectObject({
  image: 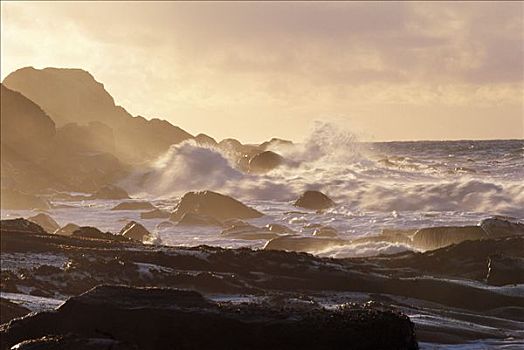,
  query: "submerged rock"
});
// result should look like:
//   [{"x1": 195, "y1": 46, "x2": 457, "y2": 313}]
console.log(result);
[
  {"x1": 111, "y1": 201, "x2": 156, "y2": 211},
  {"x1": 0, "y1": 285, "x2": 418, "y2": 350},
  {"x1": 170, "y1": 190, "x2": 263, "y2": 222},
  {"x1": 411, "y1": 226, "x2": 487, "y2": 250},
  {"x1": 27, "y1": 213, "x2": 59, "y2": 234},
  {"x1": 248, "y1": 150, "x2": 284, "y2": 173},
  {"x1": 89, "y1": 185, "x2": 130, "y2": 200},
  {"x1": 119, "y1": 221, "x2": 152, "y2": 242},
  {"x1": 487, "y1": 254, "x2": 524, "y2": 286},
  {"x1": 312, "y1": 226, "x2": 338, "y2": 238},
  {"x1": 294, "y1": 191, "x2": 335, "y2": 210},
  {"x1": 0, "y1": 189, "x2": 50, "y2": 210},
  {"x1": 221, "y1": 222, "x2": 280, "y2": 241},
  {"x1": 140, "y1": 208, "x2": 170, "y2": 219},
  {"x1": 156, "y1": 221, "x2": 175, "y2": 230},
  {"x1": 480, "y1": 216, "x2": 524, "y2": 237},
  {"x1": 53, "y1": 223, "x2": 80, "y2": 236}
]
